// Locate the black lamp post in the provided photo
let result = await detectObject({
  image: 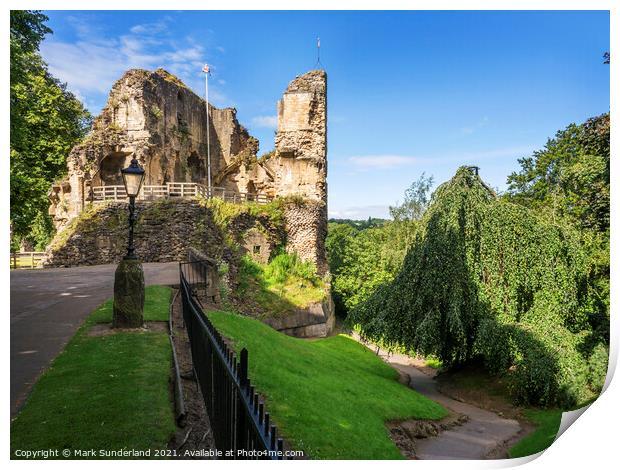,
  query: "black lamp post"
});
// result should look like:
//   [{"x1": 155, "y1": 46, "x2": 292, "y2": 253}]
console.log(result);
[
  {"x1": 120, "y1": 157, "x2": 145, "y2": 259},
  {"x1": 113, "y1": 156, "x2": 146, "y2": 329}
]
